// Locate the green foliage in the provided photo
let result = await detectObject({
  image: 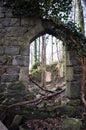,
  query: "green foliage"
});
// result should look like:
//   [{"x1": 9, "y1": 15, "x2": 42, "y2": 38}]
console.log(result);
[
  {"x1": 31, "y1": 68, "x2": 41, "y2": 76},
  {"x1": 66, "y1": 21, "x2": 80, "y2": 33},
  {"x1": 3, "y1": 0, "x2": 72, "y2": 21},
  {"x1": 46, "y1": 62, "x2": 57, "y2": 71},
  {"x1": 31, "y1": 68, "x2": 41, "y2": 82},
  {"x1": 2, "y1": 0, "x2": 86, "y2": 57},
  {"x1": 31, "y1": 62, "x2": 39, "y2": 70},
  {"x1": 8, "y1": 82, "x2": 25, "y2": 91}
]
